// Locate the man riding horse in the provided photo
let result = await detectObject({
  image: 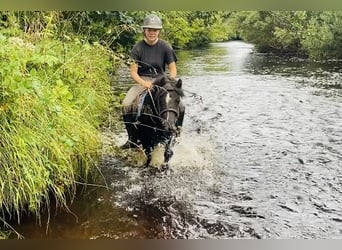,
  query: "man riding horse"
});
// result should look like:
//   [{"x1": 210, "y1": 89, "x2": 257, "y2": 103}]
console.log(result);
[{"x1": 121, "y1": 13, "x2": 184, "y2": 150}]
